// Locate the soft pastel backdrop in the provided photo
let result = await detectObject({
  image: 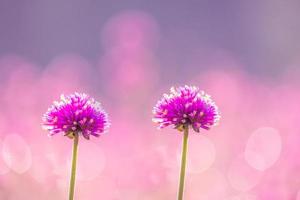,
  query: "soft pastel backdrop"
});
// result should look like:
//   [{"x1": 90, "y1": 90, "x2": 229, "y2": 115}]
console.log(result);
[{"x1": 0, "y1": 1, "x2": 300, "y2": 199}]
